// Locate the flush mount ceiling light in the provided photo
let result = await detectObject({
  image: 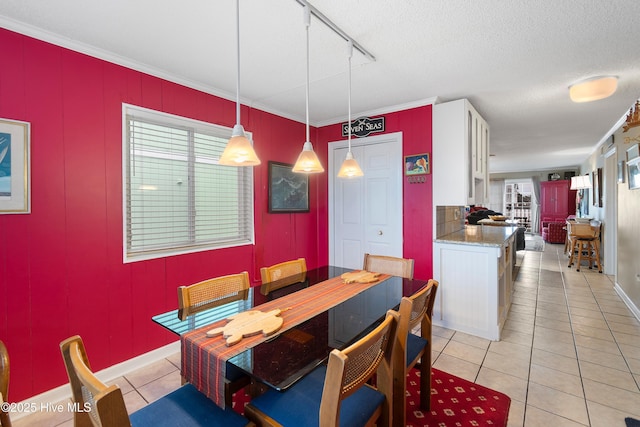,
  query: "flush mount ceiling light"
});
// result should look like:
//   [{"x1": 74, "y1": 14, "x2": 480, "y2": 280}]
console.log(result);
[
  {"x1": 569, "y1": 76, "x2": 618, "y2": 103},
  {"x1": 337, "y1": 41, "x2": 363, "y2": 178},
  {"x1": 219, "y1": 0, "x2": 261, "y2": 166},
  {"x1": 292, "y1": 6, "x2": 324, "y2": 173}
]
